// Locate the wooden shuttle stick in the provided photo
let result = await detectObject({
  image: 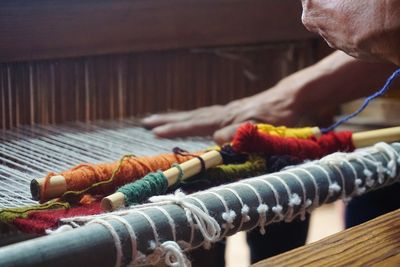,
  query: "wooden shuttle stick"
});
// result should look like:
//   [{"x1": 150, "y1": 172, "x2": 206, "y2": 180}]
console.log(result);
[
  {"x1": 311, "y1": 127, "x2": 321, "y2": 137},
  {"x1": 31, "y1": 126, "x2": 400, "y2": 203},
  {"x1": 351, "y1": 126, "x2": 400, "y2": 148},
  {"x1": 30, "y1": 175, "x2": 67, "y2": 201},
  {"x1": 101, "y1": 150, "x2": 223, "y2": 211}
]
